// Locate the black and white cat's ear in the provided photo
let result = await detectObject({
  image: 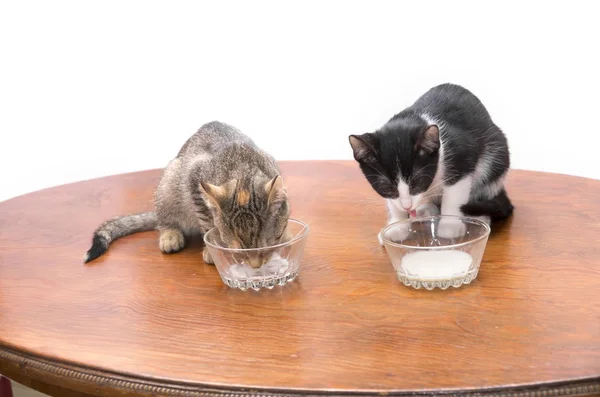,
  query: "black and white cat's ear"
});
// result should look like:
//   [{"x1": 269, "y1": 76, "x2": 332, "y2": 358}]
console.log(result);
[
  {"x1": 416, "y1": 125, "x2": 440, "y2": 155},
  {"x1": 349, "y1": 133, "x2": 378, "y2": 162},
  {"x1": 265, "y1": 175, "x2": 287, "y2": 207}
]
